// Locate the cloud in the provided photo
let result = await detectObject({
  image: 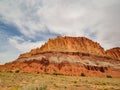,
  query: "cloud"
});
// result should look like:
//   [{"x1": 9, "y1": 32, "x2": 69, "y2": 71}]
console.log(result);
[
  {"x1": 0, "y1": 0, "x2": 120, "y2": 64},
  {"x1": 0, "y1": 30, "x2": 20, "y2": 64},
  {"x1": 8, "y1": 36, "x2": 45, "y2": 52},
  {"x1": 0, "y1": 30, "x2": 45, "y2": 64}
]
